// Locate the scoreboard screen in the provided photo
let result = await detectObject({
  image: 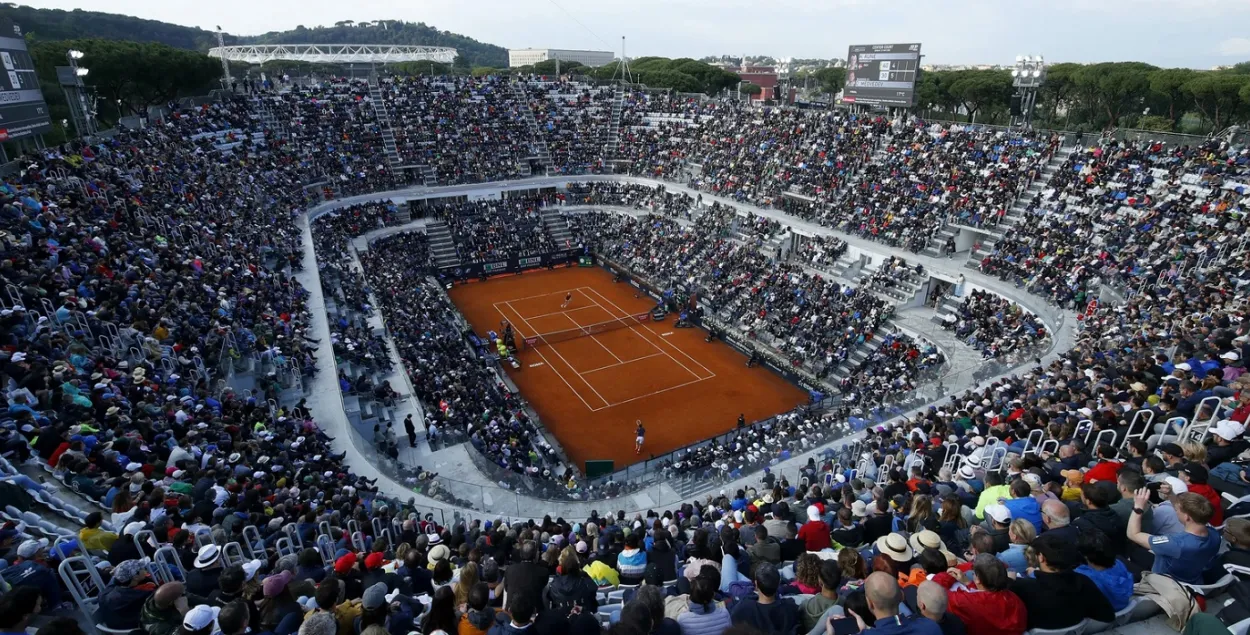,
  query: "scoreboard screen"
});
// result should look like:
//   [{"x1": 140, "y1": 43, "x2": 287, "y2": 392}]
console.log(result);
[
  {"x1": 0, "y1": 17, "x2": 51, "y2": 142},
  {"x1": 843, "y1": 43, "x2": 922, "y2": 108}
]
